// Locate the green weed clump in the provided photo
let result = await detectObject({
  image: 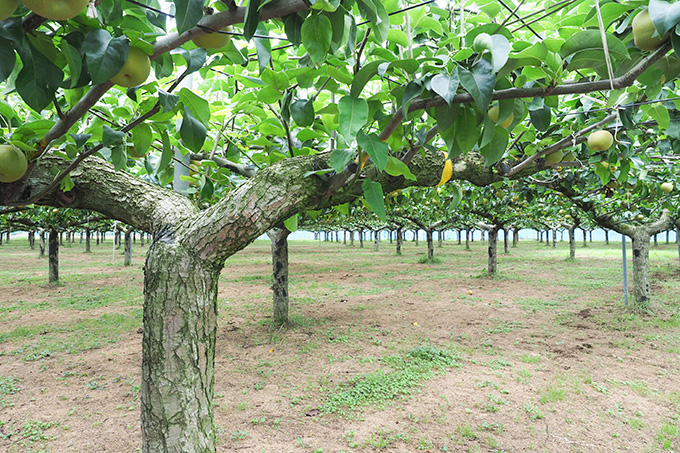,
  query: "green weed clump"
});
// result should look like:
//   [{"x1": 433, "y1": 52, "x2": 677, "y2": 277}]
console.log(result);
[{"x1": 322, "y1": 346, "x2": 461, "y2": 416}]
